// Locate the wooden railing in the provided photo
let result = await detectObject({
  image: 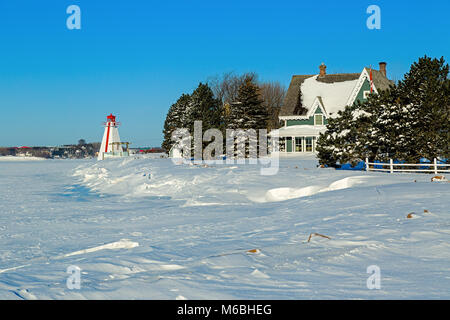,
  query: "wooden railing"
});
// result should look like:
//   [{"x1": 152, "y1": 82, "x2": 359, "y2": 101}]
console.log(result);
[{"x1": 365, "y1": 158, "x2": 450, "y2": 174}]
